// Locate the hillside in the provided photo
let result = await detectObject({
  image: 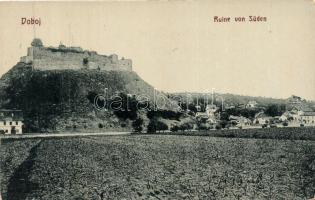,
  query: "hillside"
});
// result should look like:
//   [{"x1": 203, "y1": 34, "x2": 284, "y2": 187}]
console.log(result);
[{"x1": 0, "y1": 62, "x2": 174, "y2": 133}]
